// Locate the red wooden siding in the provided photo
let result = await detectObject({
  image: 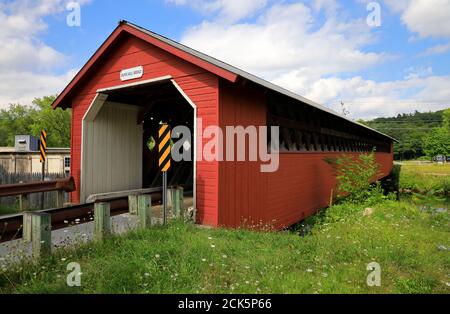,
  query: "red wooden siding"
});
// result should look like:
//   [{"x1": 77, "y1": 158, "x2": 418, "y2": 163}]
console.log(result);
[
  {"x1": 218, "y1": 80, "x2": 268, "y2": 228},
  {"x1": 69, "y1": 33, "x2": 219, "y2": 226},
  {"x1": 218, "y1": 79, "x2": 394, "y2": 229},
  {"x1": 263, "y1": 152, "x2": 393, "y2": 229}
]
